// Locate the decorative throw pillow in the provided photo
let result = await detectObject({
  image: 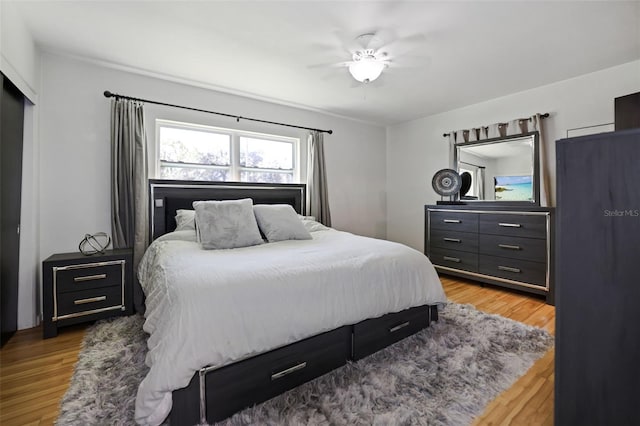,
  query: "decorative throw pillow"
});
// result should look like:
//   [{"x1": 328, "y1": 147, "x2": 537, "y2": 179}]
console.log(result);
[
  {"x1": 253, "y1": 204, "x2": 312, "y2": 242},
  {"x1": 192, "y1": 199, "x2": 263, "y2": 249},
  {"x1": 175, "y1": 209, "x2": 196, "y2": 231},
  {"x1": 301, "y1": 218, "x2": 330, "y2": 233}
]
